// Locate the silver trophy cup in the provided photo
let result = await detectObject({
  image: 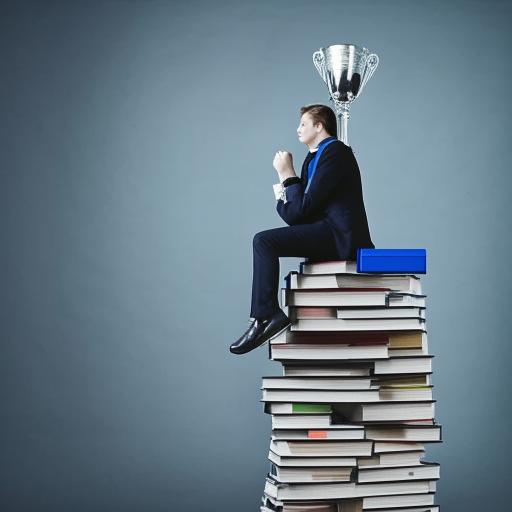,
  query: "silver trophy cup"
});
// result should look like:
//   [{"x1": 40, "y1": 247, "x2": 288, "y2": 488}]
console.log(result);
[{"x1": 313, "y1": 44, "x2": 379, "y2": 146}]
